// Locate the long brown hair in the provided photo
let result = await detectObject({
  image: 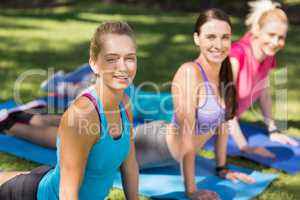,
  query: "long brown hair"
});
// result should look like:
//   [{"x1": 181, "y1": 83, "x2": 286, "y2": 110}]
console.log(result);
[{"x1": 194, "y1": 8, "x2": 237, "y2": 120}]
